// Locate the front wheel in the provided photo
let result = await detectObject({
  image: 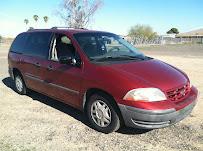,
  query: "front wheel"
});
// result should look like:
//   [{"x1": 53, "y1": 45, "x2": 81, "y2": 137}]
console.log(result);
[
  {"x1": 14, "y1": 75, "x2": 27, "y2": 95},
  {"x1": 86, "y1": 93, "x2": 120, "y2": 133}
]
